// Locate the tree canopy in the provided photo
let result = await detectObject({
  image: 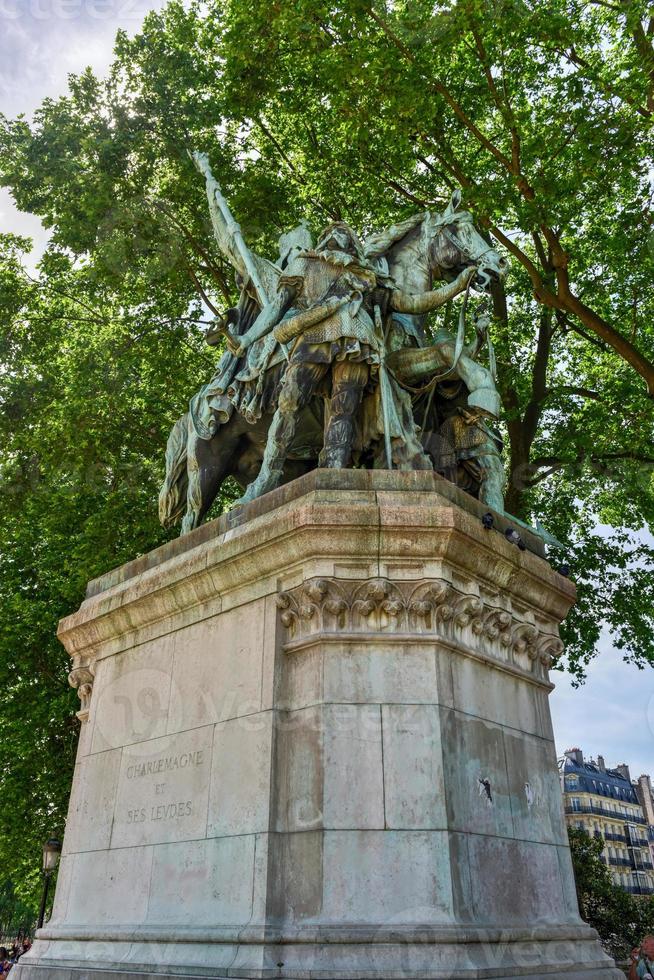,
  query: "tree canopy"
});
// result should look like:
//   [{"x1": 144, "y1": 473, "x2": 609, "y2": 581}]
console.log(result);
[{"x1": 1, "y1": 0, "x2": 654, "y2": 907}]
